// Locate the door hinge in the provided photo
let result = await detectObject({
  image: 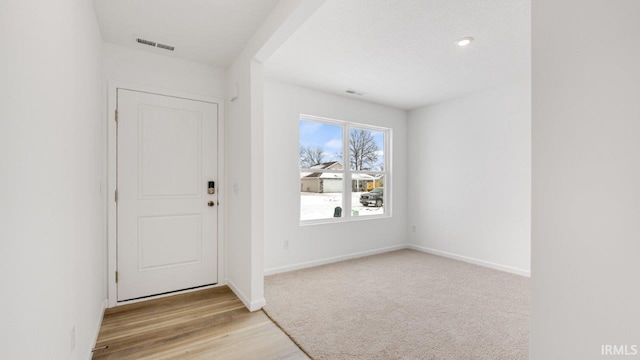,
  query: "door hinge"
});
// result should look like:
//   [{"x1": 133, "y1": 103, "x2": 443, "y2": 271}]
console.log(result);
[
  {"x1": 115, "y1": 190, "x2": 118, "y2": 202},
  {"x1": 115, "y1": 271, "x2": 119, "y2": 283},
  {"x1": 115, "y1": 109, "x2": 118, "y2": 122}
]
